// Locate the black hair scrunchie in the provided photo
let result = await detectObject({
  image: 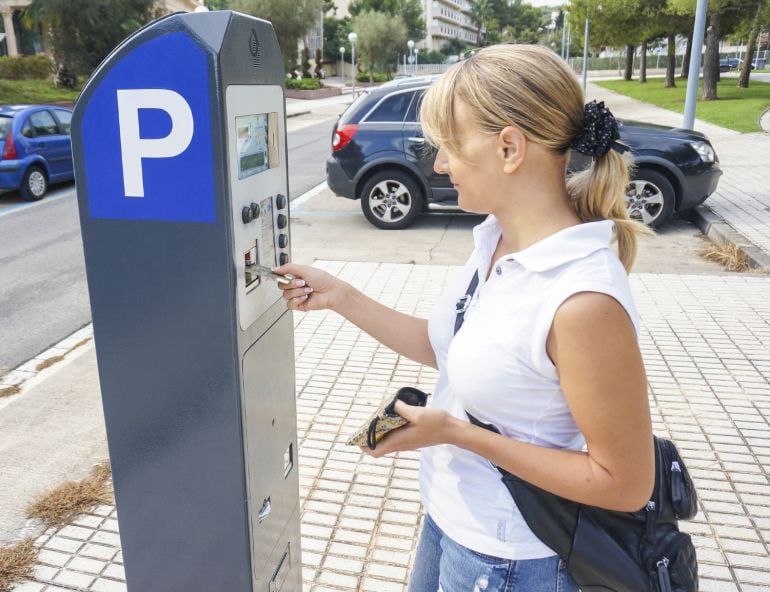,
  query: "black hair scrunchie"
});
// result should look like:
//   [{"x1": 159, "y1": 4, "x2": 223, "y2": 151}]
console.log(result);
[{"x1": 571, "y1": 100, "x2": 629, "y2": 157}]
